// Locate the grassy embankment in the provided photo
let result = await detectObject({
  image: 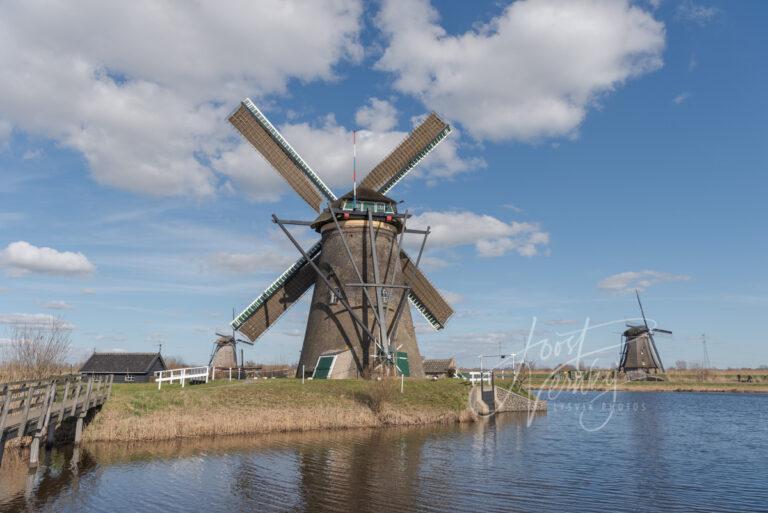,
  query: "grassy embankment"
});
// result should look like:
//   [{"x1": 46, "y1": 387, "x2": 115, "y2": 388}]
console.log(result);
[
  {"x1": 521, "y1": 369, "x2": 768, "y2": 393},
  {"x1": 83, "y1": 378, "x2": 475, "y2": 443}
]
